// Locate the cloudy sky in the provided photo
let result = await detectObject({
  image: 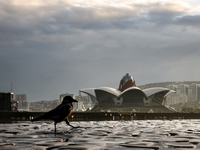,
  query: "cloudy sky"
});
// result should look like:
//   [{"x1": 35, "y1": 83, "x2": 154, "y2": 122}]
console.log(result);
[{"x1": 1, "y1": 0, "x2": 200, "y2": 102}]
